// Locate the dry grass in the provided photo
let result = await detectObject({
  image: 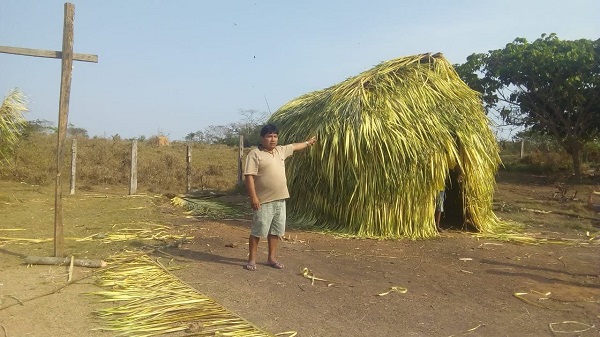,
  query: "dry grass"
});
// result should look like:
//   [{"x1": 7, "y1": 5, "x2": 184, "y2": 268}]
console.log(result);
[
  {"x1": 492, "y1": 171, "x2": 599, "y2": 237},
  {"x1": 0, "y1": 134, "x2": 243, "y2": 194},
  {"x1": 0, "y1": 181, "x2": 184, "y2": 260}
]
